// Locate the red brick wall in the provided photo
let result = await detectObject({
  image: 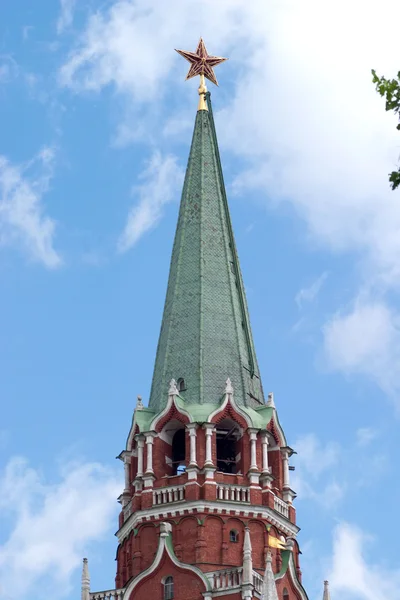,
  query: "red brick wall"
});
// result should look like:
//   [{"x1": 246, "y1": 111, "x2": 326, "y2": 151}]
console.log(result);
[
  {"x1": 153, "y1": 437, "x2": 172, "y2": 479},
  {"x1": 269, "y1": 449, "x2": 283, "y2": 493},
  {"x1": 179, "y1": 517, "x2": 197, "y2": 564},
  {"x1": 125, "y1": 553, "x2": 206, "y2": 600},
  {"x1": 139, "y1": 524, "x2": 158, "y2": 572}
]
